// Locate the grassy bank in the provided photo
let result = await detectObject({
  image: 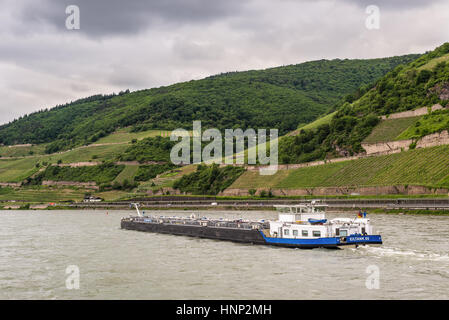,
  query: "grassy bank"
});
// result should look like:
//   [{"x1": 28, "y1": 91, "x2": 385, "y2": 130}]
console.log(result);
[
  {"x1": 369, "y1": 208, "x2": 449, "y2": 215},
  {"x1": 0, "y1": 186, "x2": 86, "y2": 202}
]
